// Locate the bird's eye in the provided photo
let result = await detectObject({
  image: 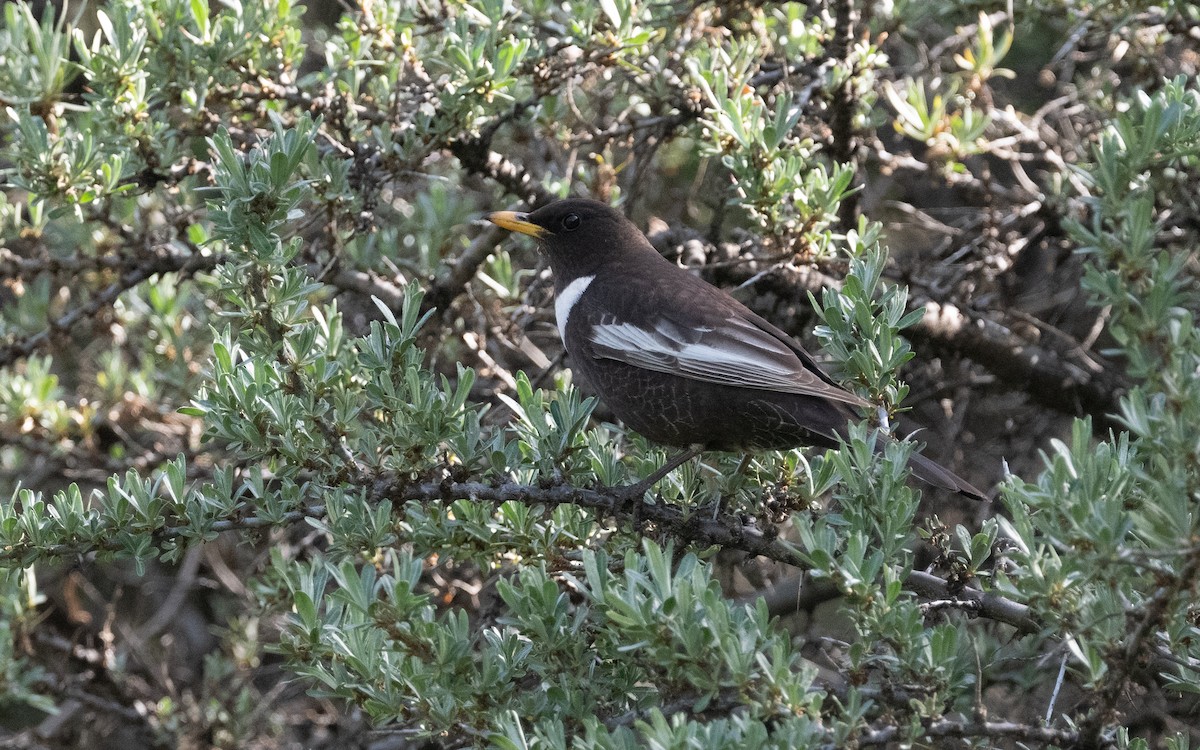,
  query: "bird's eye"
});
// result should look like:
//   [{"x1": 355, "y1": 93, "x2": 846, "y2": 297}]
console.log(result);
[{"x1": 561, "y1": 213, "x2": 581, "y2": 231}]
